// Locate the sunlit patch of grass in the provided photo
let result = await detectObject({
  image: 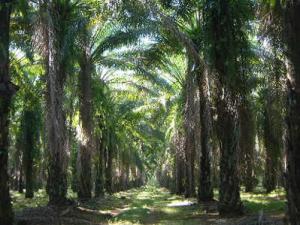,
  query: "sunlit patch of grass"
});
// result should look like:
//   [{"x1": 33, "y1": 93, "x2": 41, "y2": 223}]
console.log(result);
[
  {"x1": 107, "y1": 186, "x2": 205, "y2": 225},
  {"x1": 11, "y1": 189, "x2": 48, "y2": 211},
  {"x1": 108, "y1": 220, "x2": 142, "y2": 225},
  {"x1": 213, "y1": 187, "x2": 286, "y2": 214},
  {"x1": 241, "y1": 188, "x2": 286, "y2": 214},
  {"x1": 111, "y1": 207, "x2": 151, "y2": 223},
  {"x1": 11, "y1": 188, "x2": 78, "y2": 212}
]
